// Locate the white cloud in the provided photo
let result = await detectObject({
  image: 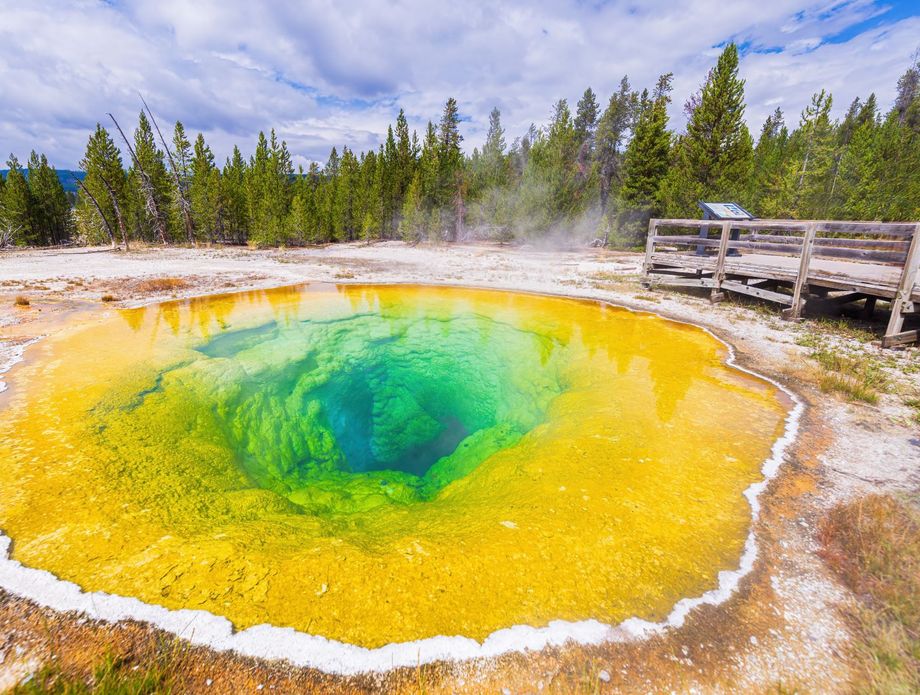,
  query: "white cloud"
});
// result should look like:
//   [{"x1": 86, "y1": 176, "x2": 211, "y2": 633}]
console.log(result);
[{"x1": 0, "y1": 0, "x2": 916, "y2": 168}]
